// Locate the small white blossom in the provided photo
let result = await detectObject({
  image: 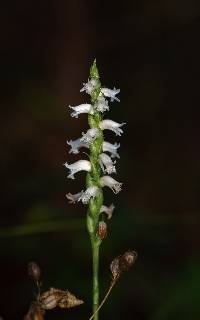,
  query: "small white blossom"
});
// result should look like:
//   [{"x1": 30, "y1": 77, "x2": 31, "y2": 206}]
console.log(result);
[
  {"x1": 69, "y1": 104, "x2": 94, "y2": 118},
  {"x1": 94, "y1": 95, "x2": 109, "y2": 113},
  {"x1": 100, "y1": 204, "x2": 115, "y2": 219},
  {"x1": 80, "y1": 128, "x2": 100, "y2": 144},
  {"x1": 103, "y1": 141, "x2": 120, "y2": 159},
  {"x1": 78, "y1": 186, "x2": 99, "y2": 204},
  {"x1": 100, "y1": 176, "x2": 122, "y2": 194},
  {"x1": 64, "y1": 160, "x2": 91, "y2": 179},
  {"x1": 67, "y1": 138, "x2": 88, "y2": 154},
  {"x1": 80, "y1": 79, "x2": 97, "y2": 94},
  {"x1": 99, "y1": 153, "x2": 116, "y2": 174},
  {"x1": 66, "y1": 191, "x2": 84, "y2": 204},
  {"x1": 101, "y1": 87, "x2": 120, "y2": 102},
  {"x1": 99, "y1": 119, "x2": 126, "y2": 136}
]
